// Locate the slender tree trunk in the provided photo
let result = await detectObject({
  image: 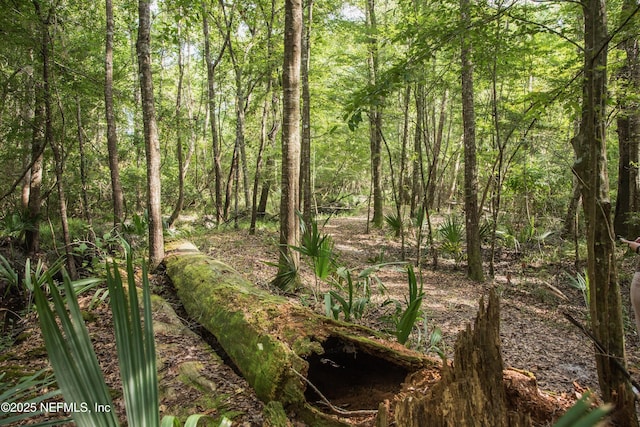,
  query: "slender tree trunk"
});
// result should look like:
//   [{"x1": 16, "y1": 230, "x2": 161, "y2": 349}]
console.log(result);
[
  {"x1": 397, "y1": 85, "x2": 410, "y2": 253},
  {"x1": 411, "y1": 83, "x2": 424, "y2": 216},
  {"x1": 274, "y1": 0, "x2": 302, "y2": 289},
  {"x1": 300, "y1": 0, "x2": 313, "y2": 224},
  {"x1": 488, "y1": 43, "x2": 502, "y2": 279},
  {"x1": 224, "y1": 145, "x2": 237, "y2": 221},
  {"x1": 250, "y1": 0, "x2": 277, "y2": 234},
  {"x1": 76, "y1": 98, "x2": 92, "y2": 224},
  {"x1": 366, "y1": 0, "x2": 383, "y2": 228},
  {"x1": 137, "y1": 0, "x2": 164, "y2": 268},
  {"x1": 251, "y1": 85, "x2": 271, "y2": 235},
  {"x1": 21, "y1": 67, "x2": 35, "y2": 212},
  {"x1": 33, "y1": 1, "x2": 77, "y2": 277},
  {"x1": 202, "y1": 1, "x2": 225, "y2": 224},
  {"x1": 233, "y1": 67, "x2": 249, "y2": 212},
  {"x1": 168, "y1": 25, "x2": 193, "y2": 229},
  {"x1": 427, "y1": 90, "x2": 447, "y2": 210},
  {"x1": 26, "y1": 2, "x2": 52, "y2": 256},
  {"x1": 572, "y1": 1, "x2": 638, "y2": 424},
  {"x1": 50, "y1": 137, "x2": 77, "y2": 279},
  {"x1": 562, "y1": 176, "x2": 582, "y2": 239},
  {"x1": 460, "y1": 0, "x2": 484, "y2": 282},
  {"x1": 105, "y1": 0, "x2": 124, "y2": 227},
  {"x1": 257, "y1": 99, "x2": 279, "y2": 220},
  {"x1": 25, "y1": 92, "x2": 44, "y2": 255}
]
